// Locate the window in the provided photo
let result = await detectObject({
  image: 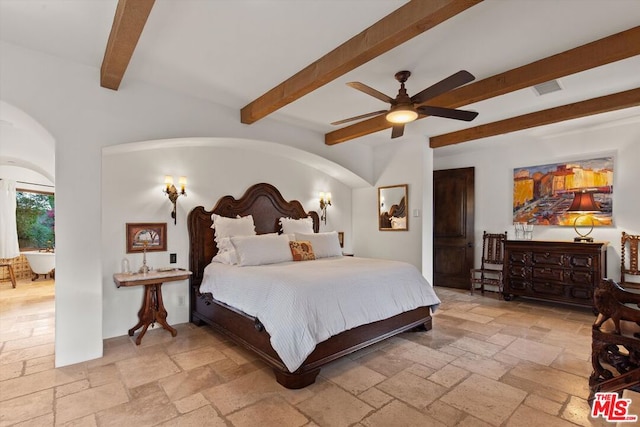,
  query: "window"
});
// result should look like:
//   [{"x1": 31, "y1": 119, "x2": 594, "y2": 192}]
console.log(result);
[{"x1": 16, "y1": 190, "x2": 55, "y2": 250}]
